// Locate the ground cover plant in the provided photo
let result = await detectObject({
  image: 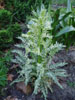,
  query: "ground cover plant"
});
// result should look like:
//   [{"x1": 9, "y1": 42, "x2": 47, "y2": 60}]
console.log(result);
[
  {"x1": 12, "y1": 5, "x2": 67, "y2": 100},
  {"x1": 0, "y1": 51, "x2": 12, "y2": 94}
]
